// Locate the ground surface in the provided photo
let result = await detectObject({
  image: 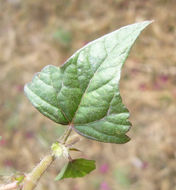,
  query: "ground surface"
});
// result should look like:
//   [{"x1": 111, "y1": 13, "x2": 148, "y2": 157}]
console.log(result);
[{"x1": 0, "y1": 0, "x2": 176, "y2": 190}]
